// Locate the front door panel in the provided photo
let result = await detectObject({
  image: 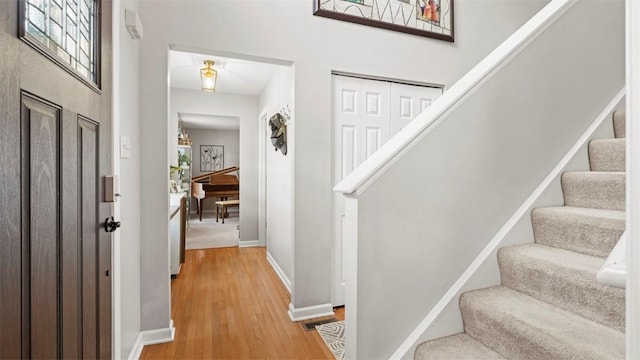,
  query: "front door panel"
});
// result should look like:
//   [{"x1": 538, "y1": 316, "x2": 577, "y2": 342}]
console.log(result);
[
  {"x1": 20, "y1": 92, "x2": 103, "y2": 359},
  {"x1": 0, "y1": 0, "x2": 112, "y2": 358},
  {"x1": 21, "y1": 94, "x2": 61, "y2": 359},
  {"x1": 80, "y1": 118, "x2": 99, "y2": 359}
]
